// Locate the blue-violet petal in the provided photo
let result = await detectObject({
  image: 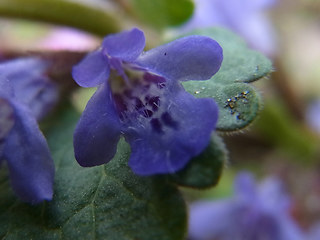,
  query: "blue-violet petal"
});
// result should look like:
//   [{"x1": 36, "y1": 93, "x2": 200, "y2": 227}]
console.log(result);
[
  {"x1": 72, "y1": 50, "x2": 110, "y2": 87},
  {"x1": 125, "y1": 82, "x2": 219, "y2": 175},
  {"x1": 3, "y1": 101, "x2": 54, "y2": 204},
  {"x1": 74, "y1": 83, "x2": 122, "y2": 167},
  {"x1": 0, "y1": 58, "x2": 58, "y2": 120},
  {"x1": 135, "y1": 35, "x2": 223, "y2": 81},
  {"x1": 102, "y1": 28, "x2": 145, "y2": 62}
]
